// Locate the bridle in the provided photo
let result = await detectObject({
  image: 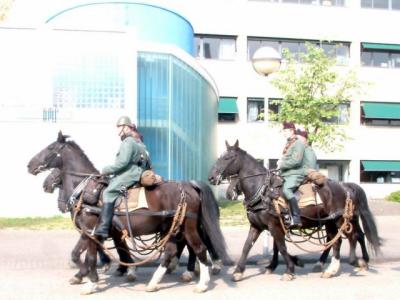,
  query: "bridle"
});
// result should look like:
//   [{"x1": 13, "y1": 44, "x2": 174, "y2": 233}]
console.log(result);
[{"x1": 37, "y1": 143, "x2": 66, "y2": 172}]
